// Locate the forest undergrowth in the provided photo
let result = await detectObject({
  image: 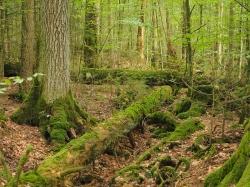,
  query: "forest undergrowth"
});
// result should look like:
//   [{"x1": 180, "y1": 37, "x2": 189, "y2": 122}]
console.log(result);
[{"x1": 0, "y1": 84, "x2": 243, "y2": 187}]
